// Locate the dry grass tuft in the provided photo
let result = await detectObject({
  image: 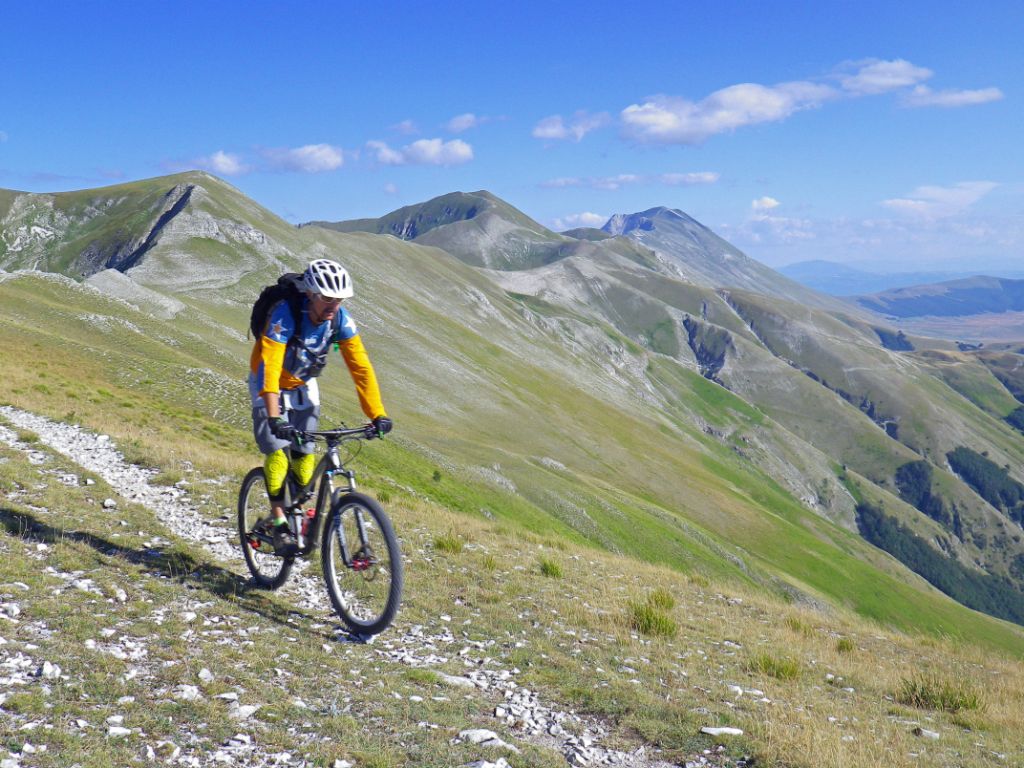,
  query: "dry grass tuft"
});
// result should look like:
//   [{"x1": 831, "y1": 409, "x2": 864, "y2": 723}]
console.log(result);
[
  {"x1": 896, "y1": 673, "x2": 985, "y2": 713},
  {"x1": 433, "y1": 531, "x2": 464, "y2": 554}
]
